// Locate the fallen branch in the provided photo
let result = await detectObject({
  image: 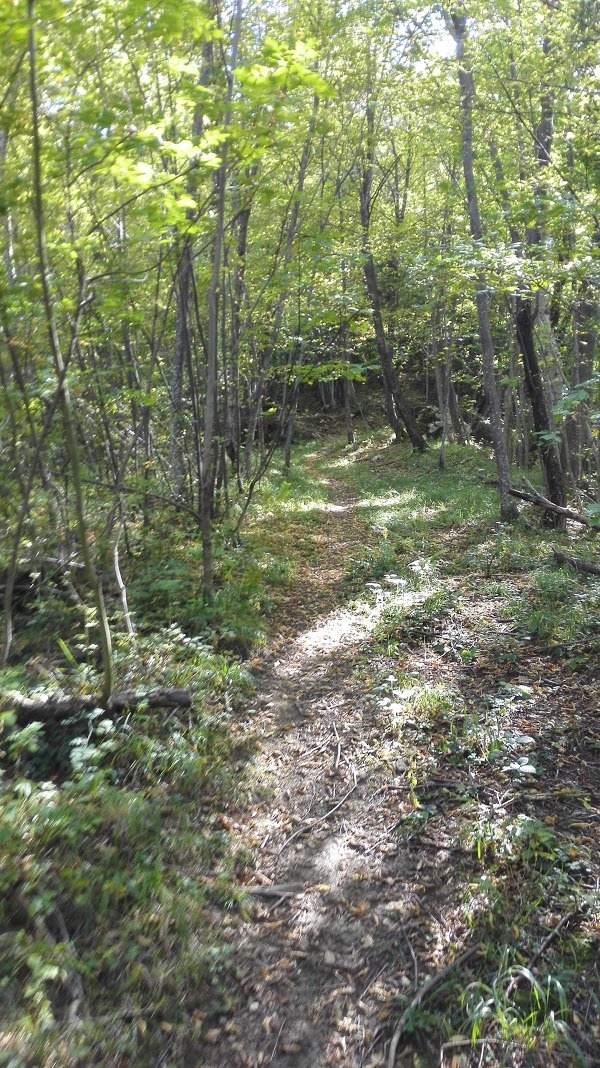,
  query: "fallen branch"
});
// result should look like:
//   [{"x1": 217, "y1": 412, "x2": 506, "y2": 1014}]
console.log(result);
[
  {"x1": 505, "y1": 911, "x2": 577, "y2": 1000},
  {"x1": 386, "y1": 946, "x2": 480, "y2": 1068},
  {"x1": 276, "y1": 770, "x2": 358, "y2": 857},
  {"x1": 4, "y1": 688, "x2": 193, "y2": 725},
  {"x1": 552, "y1": 550, "x2": 600, "y2": 576},
  {"x1": 245, "y1": 883, "x2": 304, "y2": 897},
  {"x1": 509, "y1": 481, "x2": 594, "y2": 528}
]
